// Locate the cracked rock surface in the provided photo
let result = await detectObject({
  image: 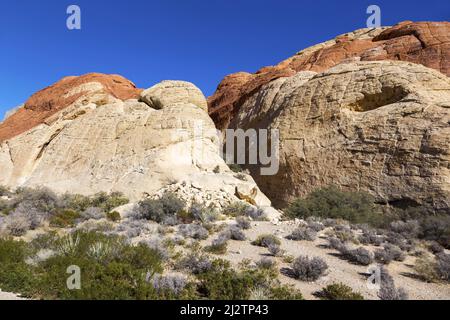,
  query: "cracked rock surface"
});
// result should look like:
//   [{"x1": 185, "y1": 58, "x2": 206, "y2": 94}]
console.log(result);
[{"x1": 224, "y1": 61, "x2": 450, "y2": 211}]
